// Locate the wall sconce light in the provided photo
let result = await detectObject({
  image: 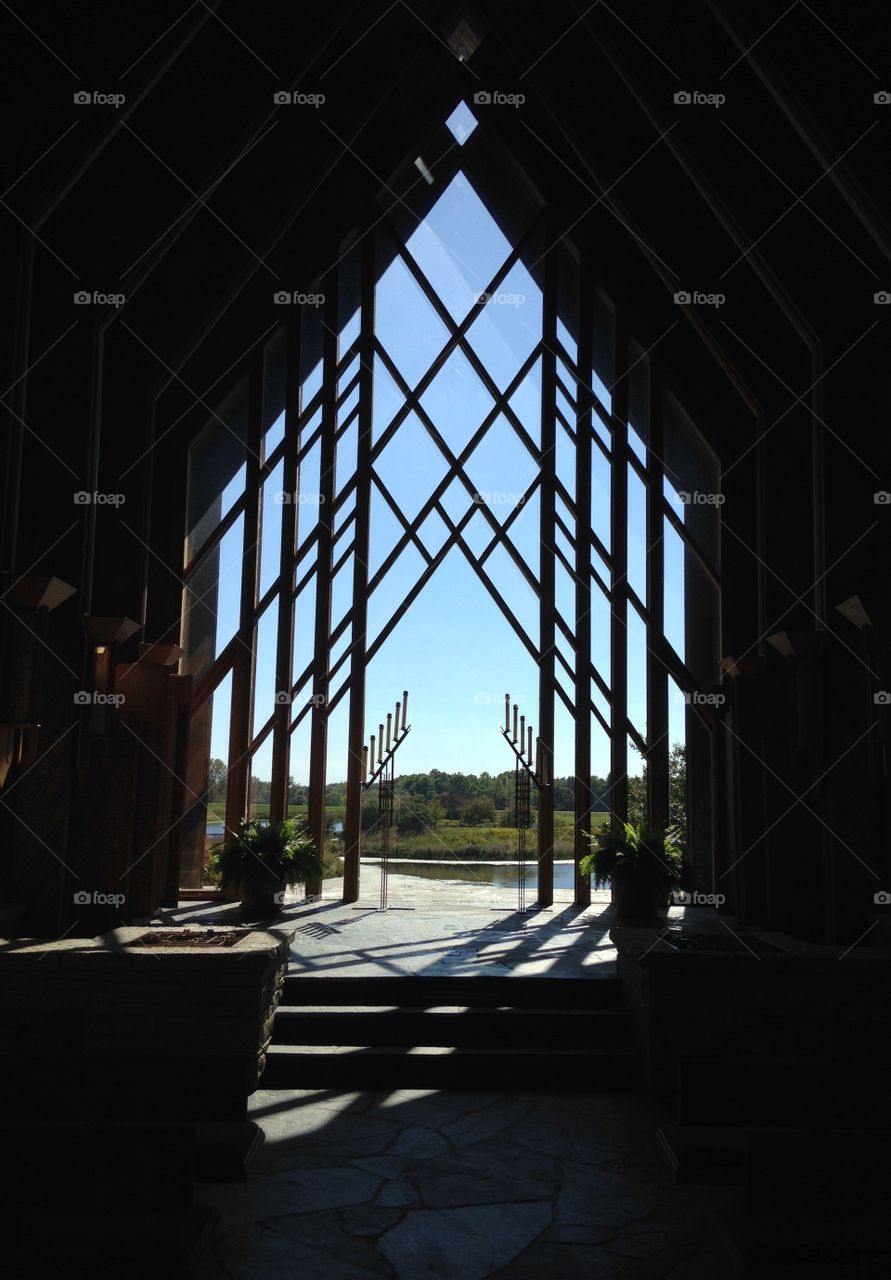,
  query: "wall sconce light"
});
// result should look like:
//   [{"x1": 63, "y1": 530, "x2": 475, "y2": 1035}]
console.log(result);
[
  {"x1": 81, "y1": 616, "x2": 142, "y2": 740},
  {"x1": 721, "y1": 654, "x2": 763, "y2": 679},
  {"x1": 766, "y1": 630, "x2": 824, "y2": 749},
  {"x1": 0, "y1": 575, "x2": 76, "y2": 786},
  {"x1": 136, "y1": 642, "x2": 183, "y2": 667},
  {"x1": 765, "y1": 630, "x2": 822, "y2": 661},
  {"x1": 83, "y1": 616, "x2": 142, "y2": 690},
  {"x1": 836, "y1": 594, "x2": 891, "y2": 632}
]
